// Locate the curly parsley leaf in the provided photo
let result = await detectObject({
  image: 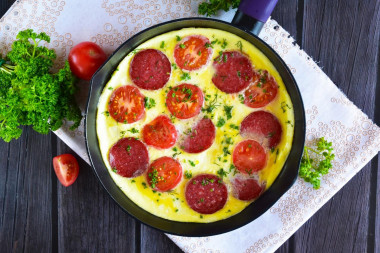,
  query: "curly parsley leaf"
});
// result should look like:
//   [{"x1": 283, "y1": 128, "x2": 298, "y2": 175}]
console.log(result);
[
  {"x1": 299, "y1": 137, "x2": 335, "y2": 189},
  {"x1": 198, "y1": 0, "x2": 240, "y2": 17},
  {"x1": 0, "y1": 29, "x2": 82, "y2": 142}
]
